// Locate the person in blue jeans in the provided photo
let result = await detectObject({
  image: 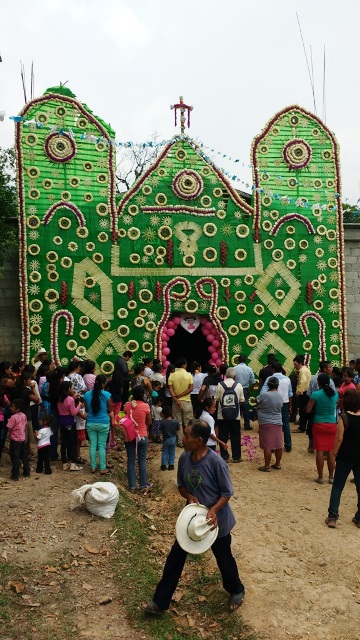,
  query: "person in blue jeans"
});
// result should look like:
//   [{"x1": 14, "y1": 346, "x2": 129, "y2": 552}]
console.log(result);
[
  {"x1": 84, "y1": 374, "x2": 113, "y2": 475},
  {"x1": 160, "y1": 406, "x2": 180, "y2": 470},
  {"x1": 326, "y1": 389, "x2": 360, "y2": 528},
  {"x1": 123, "y1": 385, "x2": 152, "y2": 492}
]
